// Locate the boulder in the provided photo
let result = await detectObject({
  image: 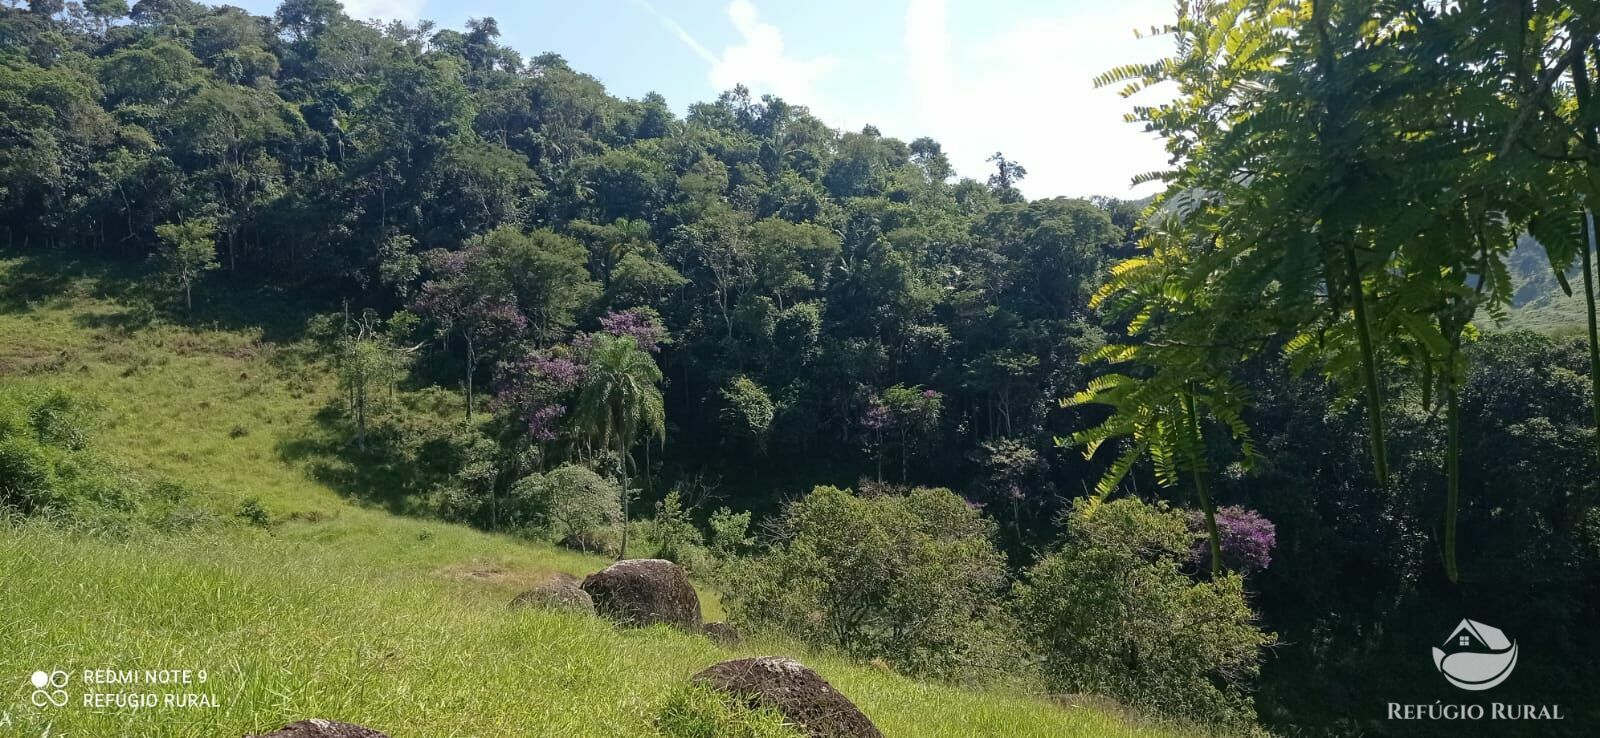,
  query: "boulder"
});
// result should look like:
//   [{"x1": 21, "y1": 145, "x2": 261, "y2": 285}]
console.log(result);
[
  {"x1": 580, "y1": 558, "x2": 702, "y2": 629},
  {"x1": 510, "y1": 575, "x2": 595, "y2": 615},
  {"x1": 702, "y1": 620, "x2": 742, "y2": 647},
  {"x1": 247, "y1": 719, "x2": 388, "y2": 738},
  {"x1": 692, "y1": 657, "x2": 882, "y2": 738}
]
